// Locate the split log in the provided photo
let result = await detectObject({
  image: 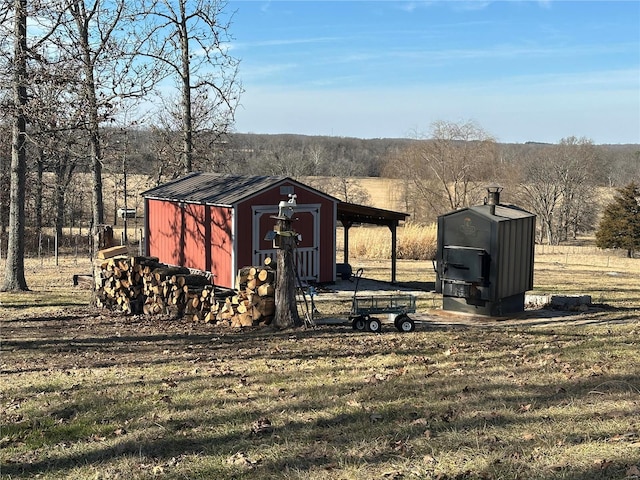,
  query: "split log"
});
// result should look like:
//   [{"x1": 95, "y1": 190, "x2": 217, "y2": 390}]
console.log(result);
[
  {"x1": 97, "y1": 245, "x2": 128, "y2": 260},
  {"x1": 257, "y1": 268, "x2": 274, "y2": 283},
  {"x1": 257, "y1": 283, "x2": 274, "y2": 297},
  {"x1": 73, "y1": 274, "x2": 93, "y2": 288}
]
